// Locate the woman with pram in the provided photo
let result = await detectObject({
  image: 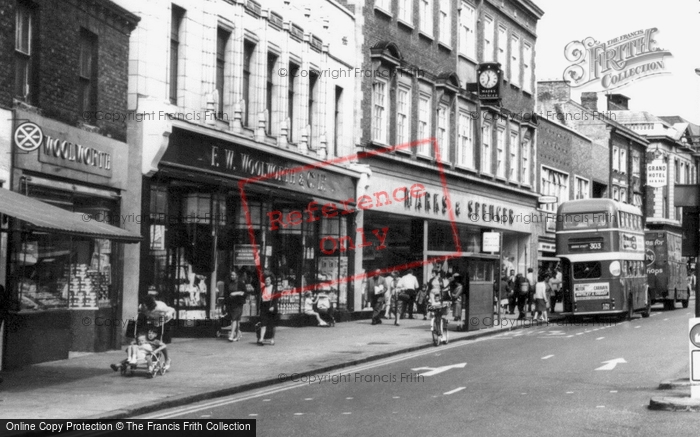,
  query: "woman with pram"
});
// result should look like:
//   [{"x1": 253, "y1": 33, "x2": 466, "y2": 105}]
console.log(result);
[{"x1": 138, "y1": 295, "x2": 174, "y2": 369}]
